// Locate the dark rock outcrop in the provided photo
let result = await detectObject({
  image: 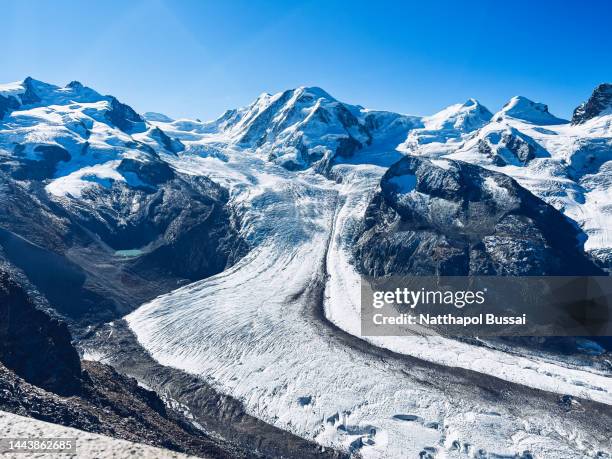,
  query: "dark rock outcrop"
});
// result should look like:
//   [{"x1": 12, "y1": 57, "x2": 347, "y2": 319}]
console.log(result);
[
  {"x1": 353, "y1": 155, "x2": 604, "y2": 276},
  {"x1": 0, "y1": 268, "x2": 338, "y2": 458},
  {"x1": 0, "y1": 77, "x2": 41, "y2": 119},
  {"x1": 572, "y1": 83, "x2": 612, "y2": 124},
  {"x1": 0, "y1": 268, "x2": 251, "y2": 457},
  {"x1": 150, "y1": 127, "x2": 185, "y2": 154},
  {"x1": 0, "y1": 267, "x2": 82, "y2": 396},
  {"x1": 117, "y1": 157, "x2": 175, "y2": 186},
  {"x1": 237, "y1": 90, "x2": 294, "y2": 147},
  {"x1": 0, "y1": 94, "x2": 20, "y2": 120},
  {"x1": 476, "y1": 128, "x2": 547, "y2": 167},
  {"x1": 0, "y1": 169, "x2": 246, "y2": 325},
  {"x1": 7, "y1": 145, "x2": 71, "y2": 180},
  {"x1": 105, "y1": 96, "x2": 146, "y2": 133},
  {"x1": 69, "y1": 170, "x2": 247, "y2": 281},
  {"x1": 19, "y1": 77, "x2": 42, "y2": 105}
]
